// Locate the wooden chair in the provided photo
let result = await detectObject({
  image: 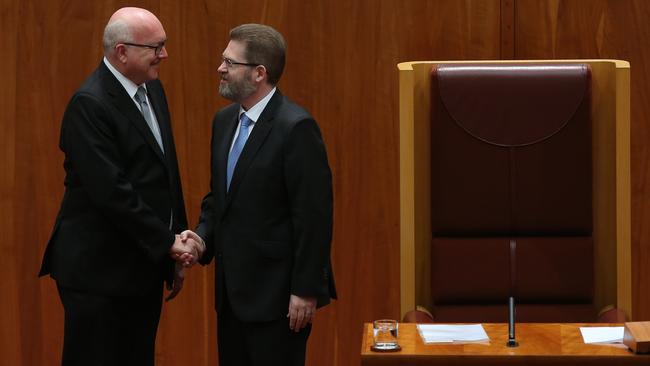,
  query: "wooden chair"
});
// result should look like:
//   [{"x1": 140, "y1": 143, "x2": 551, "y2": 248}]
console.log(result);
[{"x1": 398, "y1": 60, "x2": 631, "y2": 323}]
